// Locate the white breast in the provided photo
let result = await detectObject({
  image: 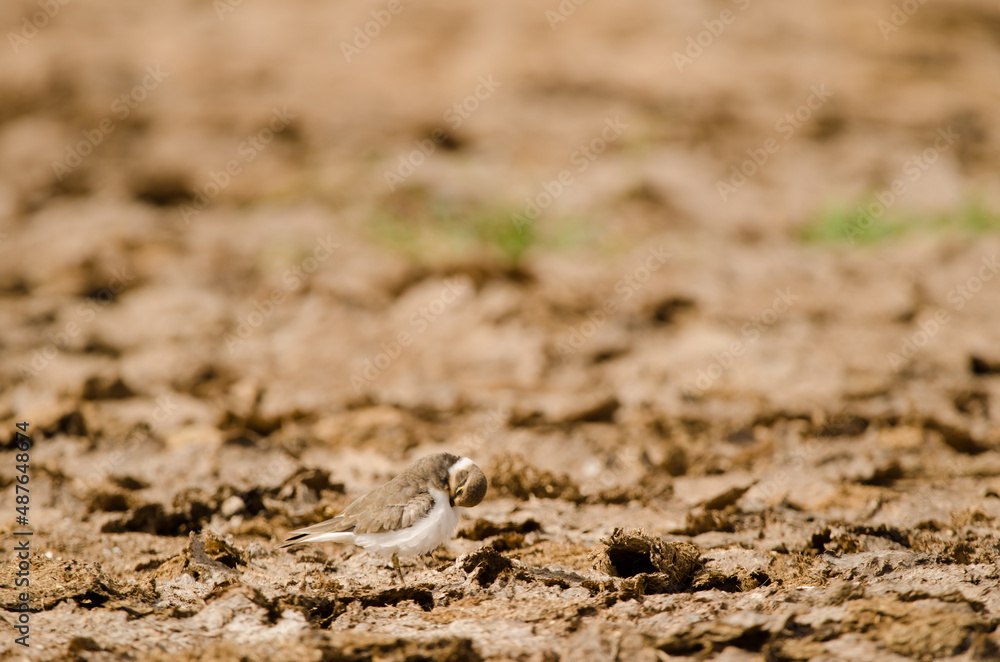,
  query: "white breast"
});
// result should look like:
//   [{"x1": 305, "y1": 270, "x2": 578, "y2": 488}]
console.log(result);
[{"x1": 354, "y1": 489, "x2": 462, "y2": 558}]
